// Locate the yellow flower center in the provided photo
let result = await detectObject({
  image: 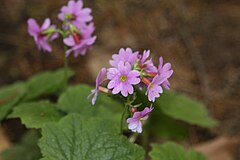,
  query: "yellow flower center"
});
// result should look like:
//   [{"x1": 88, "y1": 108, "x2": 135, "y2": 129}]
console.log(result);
[
  {"x1": 150, "y1": 84, "x2": 154, "y2": 88},
  {"x1": 120, "y1": 75, "x2": 127, "y2": 82},
  {"x1": 138, "y1": 116, "x2": 143, "y2": 121}
]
